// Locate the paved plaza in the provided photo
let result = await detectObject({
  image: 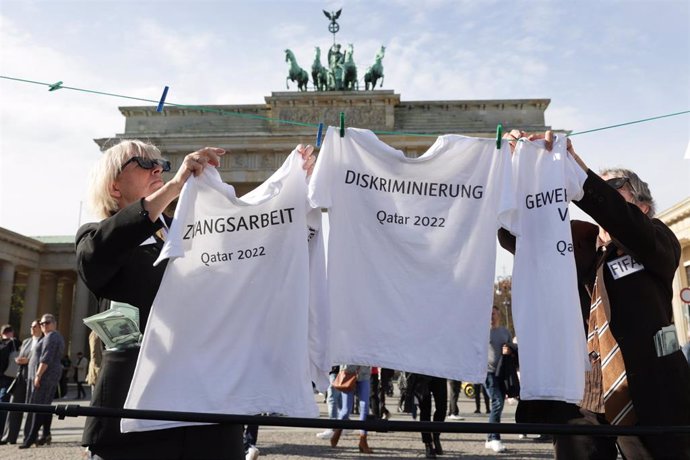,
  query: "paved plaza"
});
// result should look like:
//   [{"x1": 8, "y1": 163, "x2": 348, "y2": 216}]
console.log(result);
[{"x1": 0, "y1": 387, "x2": 557, "y2": 459}]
